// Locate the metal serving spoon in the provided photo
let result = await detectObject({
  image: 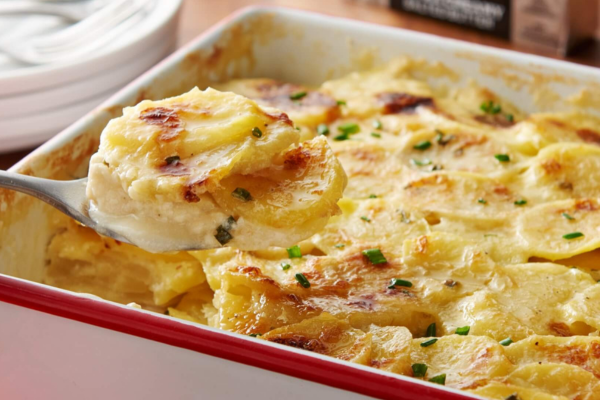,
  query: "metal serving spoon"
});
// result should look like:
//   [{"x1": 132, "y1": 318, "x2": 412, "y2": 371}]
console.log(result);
[{"x1": 0, "y1": 170, "x2": 134, "y2": 245}]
